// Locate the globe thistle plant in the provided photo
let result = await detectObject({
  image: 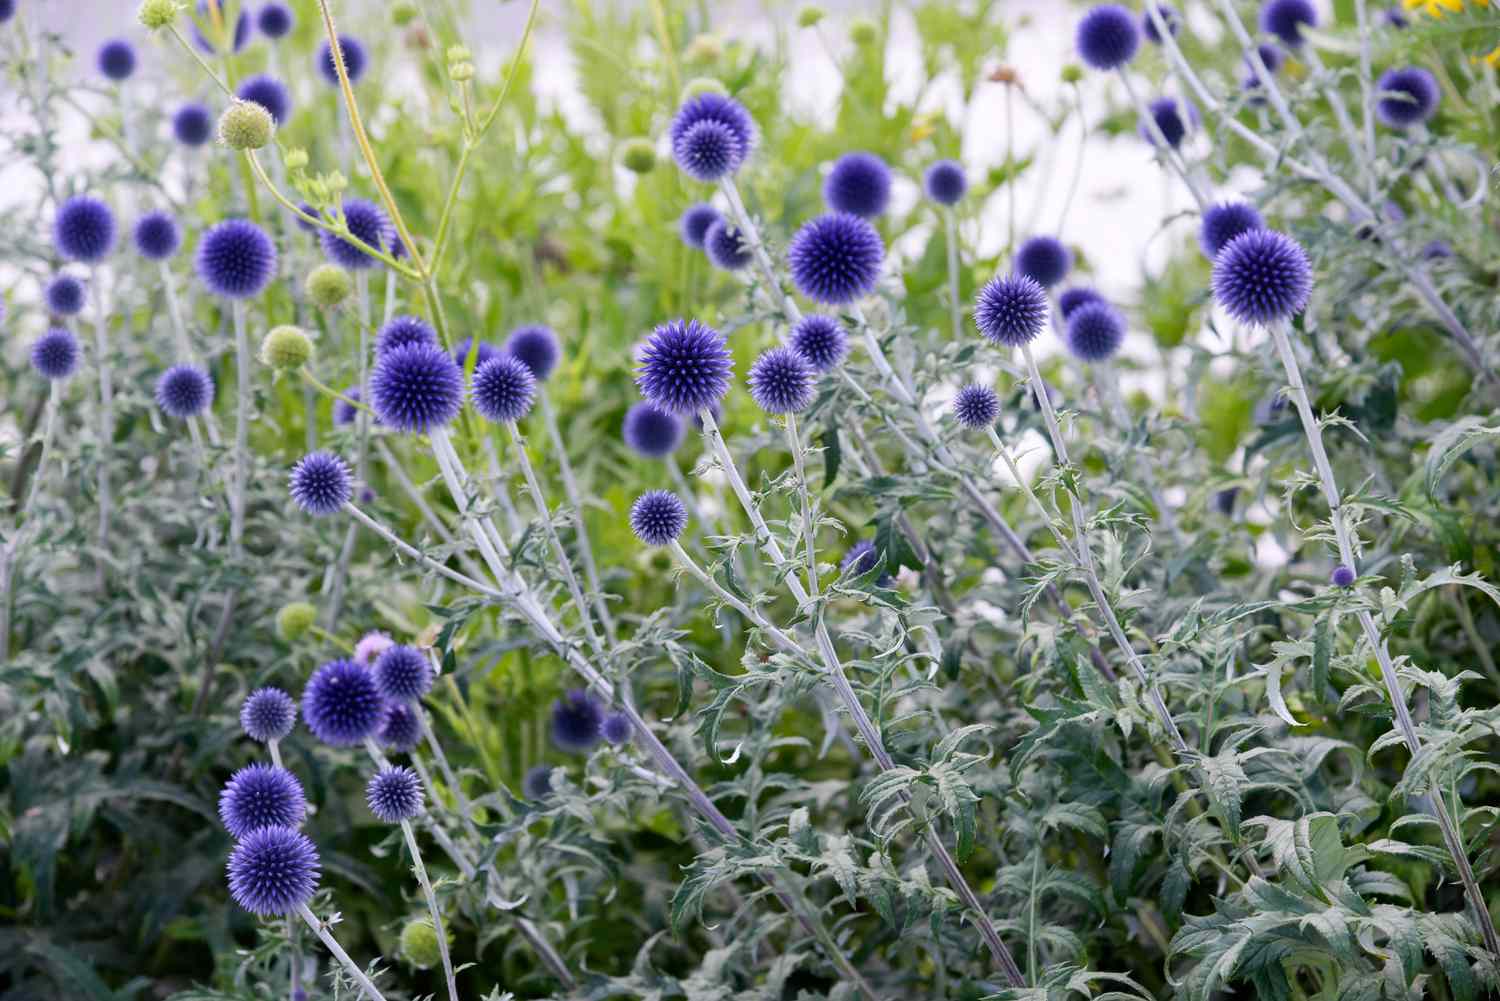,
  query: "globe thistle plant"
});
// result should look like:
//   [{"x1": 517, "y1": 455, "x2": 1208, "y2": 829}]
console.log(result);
[
  {"x1": 1200, "y1": 201, "x2": 1265, "y2": 259},
  {"x1": 318, "y1": 34, "x2": 368, "y2": 84},
  {"x1": 288, "y1": 451, "x2": 353, "y2": 515},
  {"x1": 378, "y1": 315, "x2": 438, "y2": 355},
  {"x1": 154, "y1": 364, "x2": 215, "y2": 419},
  {"x1": 679, "y1": 203, "x2": 721, "y2": 248},
  {"x1": 551, "y1": 689, "x2": 605, "y2": 752},
  {"x1": 1332, "y1": 564, "x2": 1356, "y2": 588},
  {"x1": 952, "y1": 384, "x2": 1000, "y2": 430},
  {"x1": 1139, "y1": 97, "x2": 1196, "y2": 149},
  {"x1": 1057, "y1": 286, "x2": 1106, "y2": 320},
  {"x1": 226, "y1": 826, "x2": 319, "y2": 915},
  {"x1": 218, "y1": 101, "x2": 274, "y2": 151},
  {"x1": 373, "y1": 645, "x2": 433, "y2": 702},
  {"x1": 302, "y1": 658, "x2": 384, "y2": 746},
  {"x1": 370, "y1": 343, "x2": 465, "y2": 433},
  {"x1": 622, "y1": 402, "x2": 686, "y2": 458},
  {"x1": 173, "y1": 103, "x2": 214, "y2": 146},
  {"x1": 97, "y1": 39, "x2": 137, "y2": 81},
  {"x1": 257, "y1": 1, "x2": 293, "y2": 38},
  {"x1": 1065, "y1": 301, "x2": 1127, "y2": 362},
  {"x1": 601, "y1": 712, "x2": 632, "y2": 746},
  {"x1": 367, "y1": 766, "x2": 424, "y2": 822},
  {"x1": 668, "y1": 92, "x2": 756, "y2": 181},
  {"x1": 332, "y1": 387, "x2": 361, "y2": 427},
  {"x1": 55, "y1": 195, "x2": 117, "y2": 263},
  {"x1": 630, "y1": 490, "x2": 688, "y2": 547},
  {"x1": 1076, "y1": 5, "x2": 1140, "y2": 71},
  {"x1": 1210, "y1": 229, "x2": 1313, "y2": 325},
  {"x1": 823, "y1": 151, "x2": 893, "y2": 218},
  {"x1": 704, "y1": 219, "x2": 753, "y2": 271},
  {"x1": 259, "y1": 325, "x2": 313, "y2": 370},
  {"x1": 788, "y1": 314, "x2": 849, "y2": 372},
  {"x1": 787, "y1": 213, "x2": 884, "y2": 306},
  {"x1": 218, "y1": 763, "x2": 306, "y2": 838},
  {"x1": 471, "y1": 356, "x2": 537, "y2": 424},
  {"x1": 195, "y1": 219, "x2": 277, "y2": 299},
  {"x1": 841, "y1": 540, "x2": 893, "y2": 586},
  {"x1": 44, "y1": 274, "x2": 86, "y2": 316},
  {"x1": 522, "y1": 764, "x2": 554, "y2": 799},
  {"x1": 504, "y1": 324, "x2": 561, "y2": 381},
  {"x1": 133, "y1": 211, "x2": 182, "y2": 261},
  {"x1": 1376, "y1": 68, "x2": 1440, "y2": 129},
  {"x1": 1141, "y1": 3, "x2": 1179, "y2": 43},
  {"x1": 241, "y1": 687, "x2": 297, "y2": 743},
  {"x1": 1259, "y1": 0, "x2": 1317, "y2": 48},
  {"x1": 748, "y1": 346, "x2": 815, "y2": 414},
  {"x1": 355, "y1": 631, "x2": 395, "y2": 667},
  {"x1": 378, "y1": 702, "x2": 423, "y2": 752},
  {"x1": 923, "y1": 160, "x2": 967, "y2": 205},
  {"x1": 635, "y1": 318, "x2": 733, "y2": 416},
  {"x1": 974, "y1": 274, "x2": 1049, "y2": 347},
  {"x1": 1015, "y1": 235, "x2": 1072, "y2": 288},
  {"x1": 31, "y1": 328, "x2": 80, "y2": 381},
  {"x1": 306, "y1": 263, "x2": 354, "y2": 309},
  {"x1": 236, "y1": 74, "x2": 293, "y2": 125},
  {"x1": 320, "y1": 198, "x2": 391, "y2": 270}
]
